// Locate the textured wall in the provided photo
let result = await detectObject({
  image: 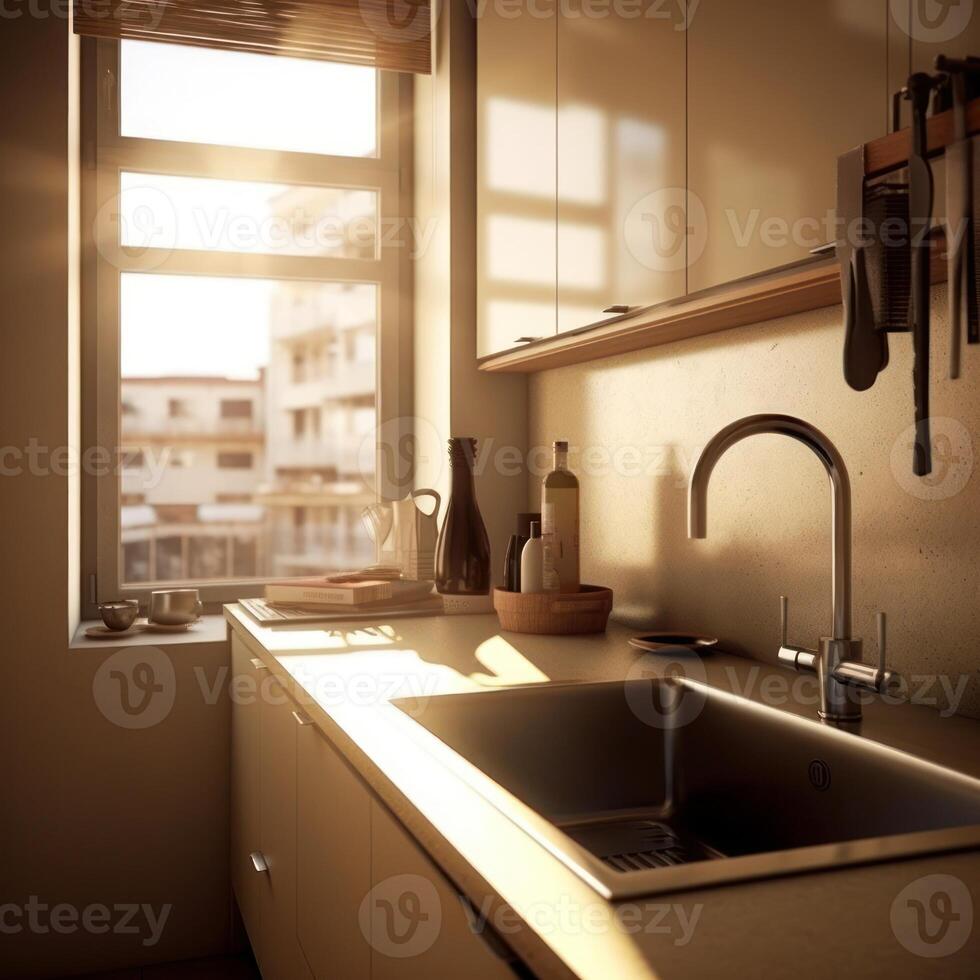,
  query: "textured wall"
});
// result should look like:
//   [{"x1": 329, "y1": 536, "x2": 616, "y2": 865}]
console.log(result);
[{"x1": 529, "y1": 284, "x2": 980, "y2": 718}]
